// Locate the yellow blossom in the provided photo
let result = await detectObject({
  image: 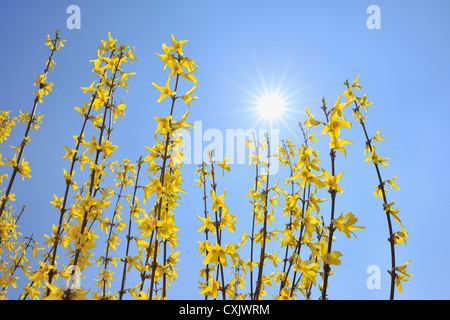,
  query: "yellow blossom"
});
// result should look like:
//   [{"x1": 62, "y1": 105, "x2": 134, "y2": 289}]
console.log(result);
[
  {"x1": 333, "y1": 211, "x2": 365, "y2": 239},
  {"x1": 211, "y1": 189, "x2": 229, "y2": 213},
  {"x1": 152, "y1": 77, "x2": 176, "y2": 103},
  {"x1": 322, "y1": 169, "x2": 344, "y2": 193}
]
